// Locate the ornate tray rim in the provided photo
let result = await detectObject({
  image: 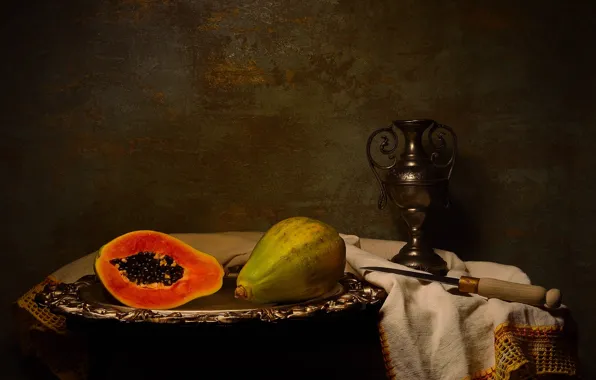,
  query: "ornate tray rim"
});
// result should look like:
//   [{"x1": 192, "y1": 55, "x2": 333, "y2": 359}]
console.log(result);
[{"x1": 34, "y1": 273, "x2": 387, "y2": 324}]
